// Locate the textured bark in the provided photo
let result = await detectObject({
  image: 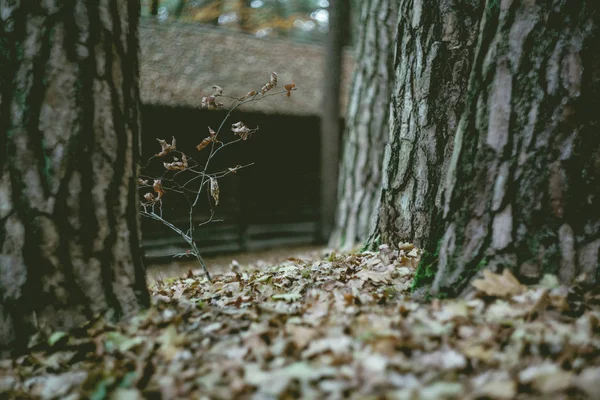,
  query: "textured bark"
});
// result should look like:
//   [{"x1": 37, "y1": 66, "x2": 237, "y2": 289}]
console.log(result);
[
  {"x1": 329, "y1": 0, "x2": 398, "y2": 250},
  {"x1": 0, "y1": 0, "x2": 149, "y2": 353},
  {"x1": 320, "y1": 0, "x2": 345, "y2": 241},
  {"x1": 425, "y1": 0, "x2": 600, "y2": 295},
  {"x1": 371, "y1": 0, "x2": 484, "y2": 248}
]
